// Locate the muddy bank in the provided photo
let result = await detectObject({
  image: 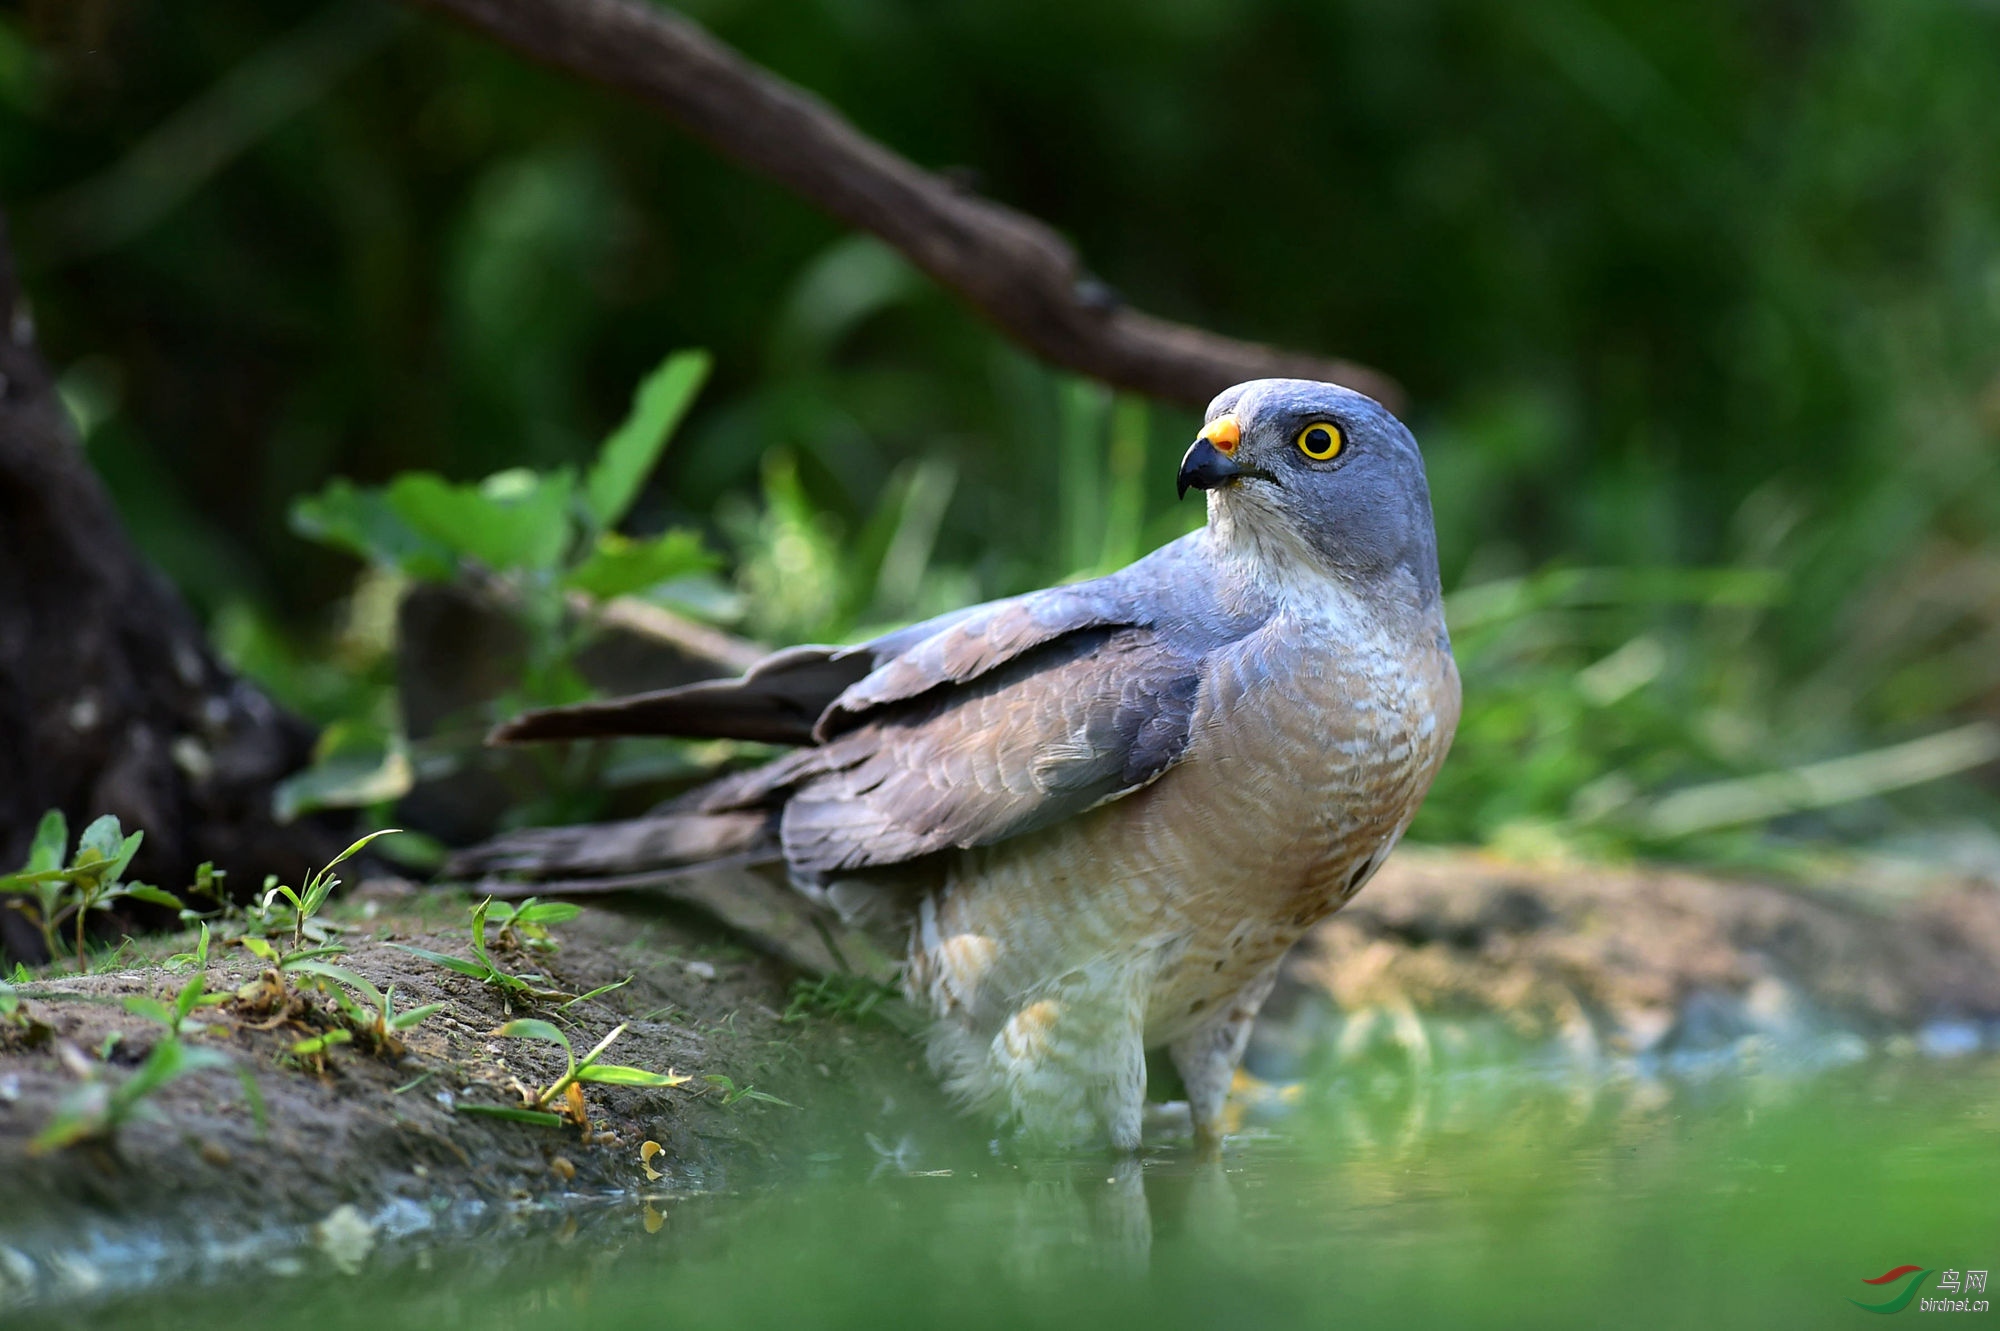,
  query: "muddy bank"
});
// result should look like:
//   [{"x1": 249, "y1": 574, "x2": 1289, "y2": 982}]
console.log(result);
[
  {"x1": 7, "y1": 845, "x2": 2000, "y2": 1294},
  {"x1": 0, "y1": 887, "x2": 948, "y2": 1279},
  {"x1": 1259, "y1": 847, "x2": 2000, "y2": 1075}
]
